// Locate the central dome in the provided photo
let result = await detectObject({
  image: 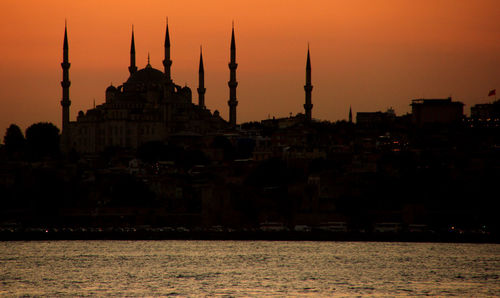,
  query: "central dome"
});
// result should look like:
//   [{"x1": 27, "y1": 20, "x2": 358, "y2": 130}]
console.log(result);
[{"x1": 126, "y1": 66, "x2": 165, "y2": 85}]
